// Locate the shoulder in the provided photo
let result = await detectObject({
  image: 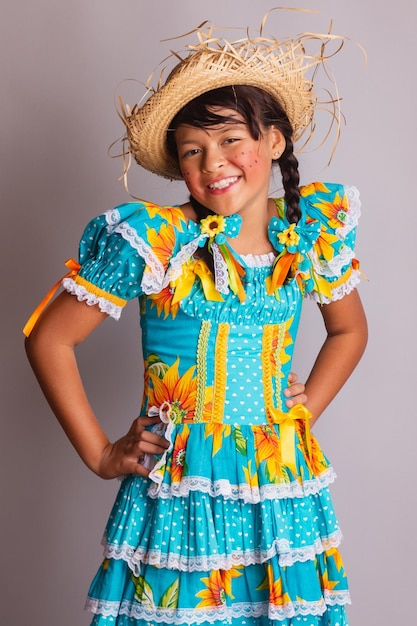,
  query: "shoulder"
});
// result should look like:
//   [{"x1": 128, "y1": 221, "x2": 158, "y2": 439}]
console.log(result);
[
  {"x1": 111, "y1": 199, "x2": 188, "y2": 227},
  {"x1": 79, "y1": 199, "x2": 189, "y2": 263},
  {"x1": 91, "y1": 199, "x2": 188, "y2": 237},
  {"x1": 68, "y1": 200, "x2": 191, "y2": 315},
  {"x1": 299, "y1": 182, "x2": 361, "y2": 239},
  {"x1": 300, "y1": 183, "x2": 362, "y2": 302}
]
